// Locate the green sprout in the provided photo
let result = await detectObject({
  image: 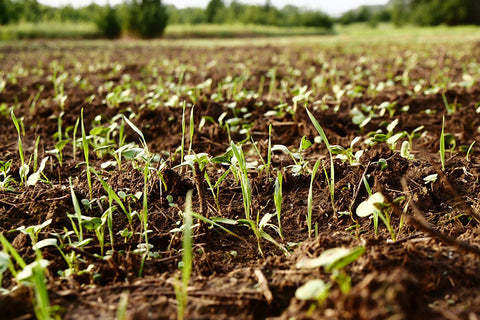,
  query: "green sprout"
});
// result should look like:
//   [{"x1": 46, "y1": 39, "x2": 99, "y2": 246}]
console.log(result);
[
  {"x1": 174, "y1": 189, "x2": 194, "y2": 320},
  {"x1": 274, "y1": 171, "x2": 284, "y2": 240},
  {"x1": 440, "y1": 116, "x2": 446, "y2": 171},
  {"x1": 306, "y1": 108, "x2": 336, "y2": 216},
  {"x1": 307, "y1": 160, "x2": 321, "y2": 238}
]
